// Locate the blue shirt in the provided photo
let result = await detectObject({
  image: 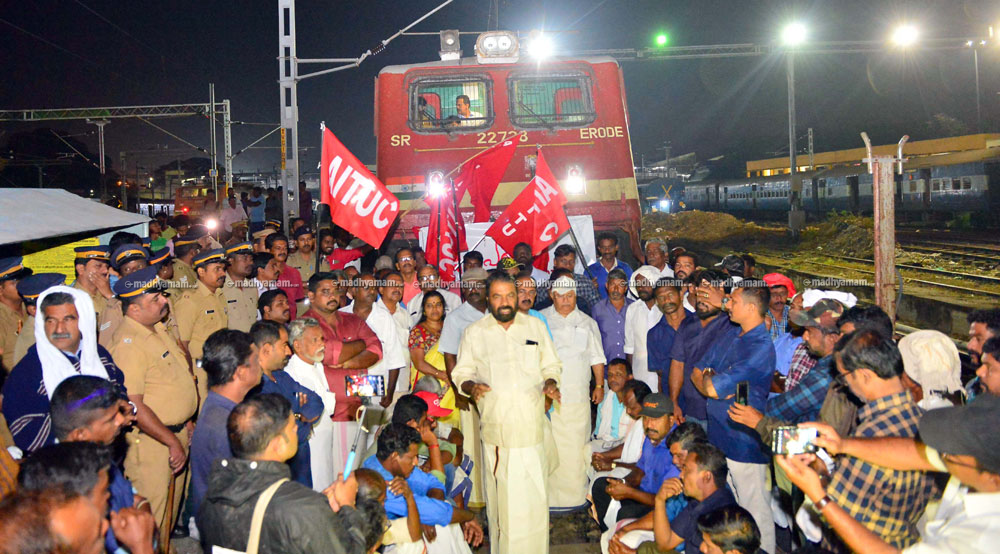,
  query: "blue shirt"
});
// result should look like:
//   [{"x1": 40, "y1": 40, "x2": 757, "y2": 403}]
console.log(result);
[
  {"x1": 528, "y1": 308, "x2": 553, "y2": 338},
  {"x1": 670, "y1": 486, "x2": 737, "y2": 551},
  {"x1": 702, "y1": 323, "x2": 776, "y2": 464},
  {"x1": 248, "y1": 193, "x2": 266, "y2": 222},
  {"x1": 256, "y1": 371, "x2": 325, "y2": 486},
  {"x1": 107, "y1": 464, "x2": 136, "y2": 554},
  {"x1": 591, "y1": 297, "x2": 633, "y2": 363},
  {"x1": 588, "y1": 259, "x2": 634, "y2": 300},
  {"x1": 766, "y1": 355, "x2": 833, "y2": 424},
  {"x1": 637, "y1": 433, "x2": 680, "y2": 494},
  {"x1": 670, "y1": 314, "x2": 739, "y2": 421},
  {"x1": 362, "y1": 455, "x2": 454, "y2": 526},
  {"x1": 190, "y1": 391, "x2": 237, "y2": 517},
  {"x1": 771, "y1": 331, "x2": 803, "y2": 400},
  {"x1": 647, "y1": 310, "x2": 701, "y2": 376}
]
